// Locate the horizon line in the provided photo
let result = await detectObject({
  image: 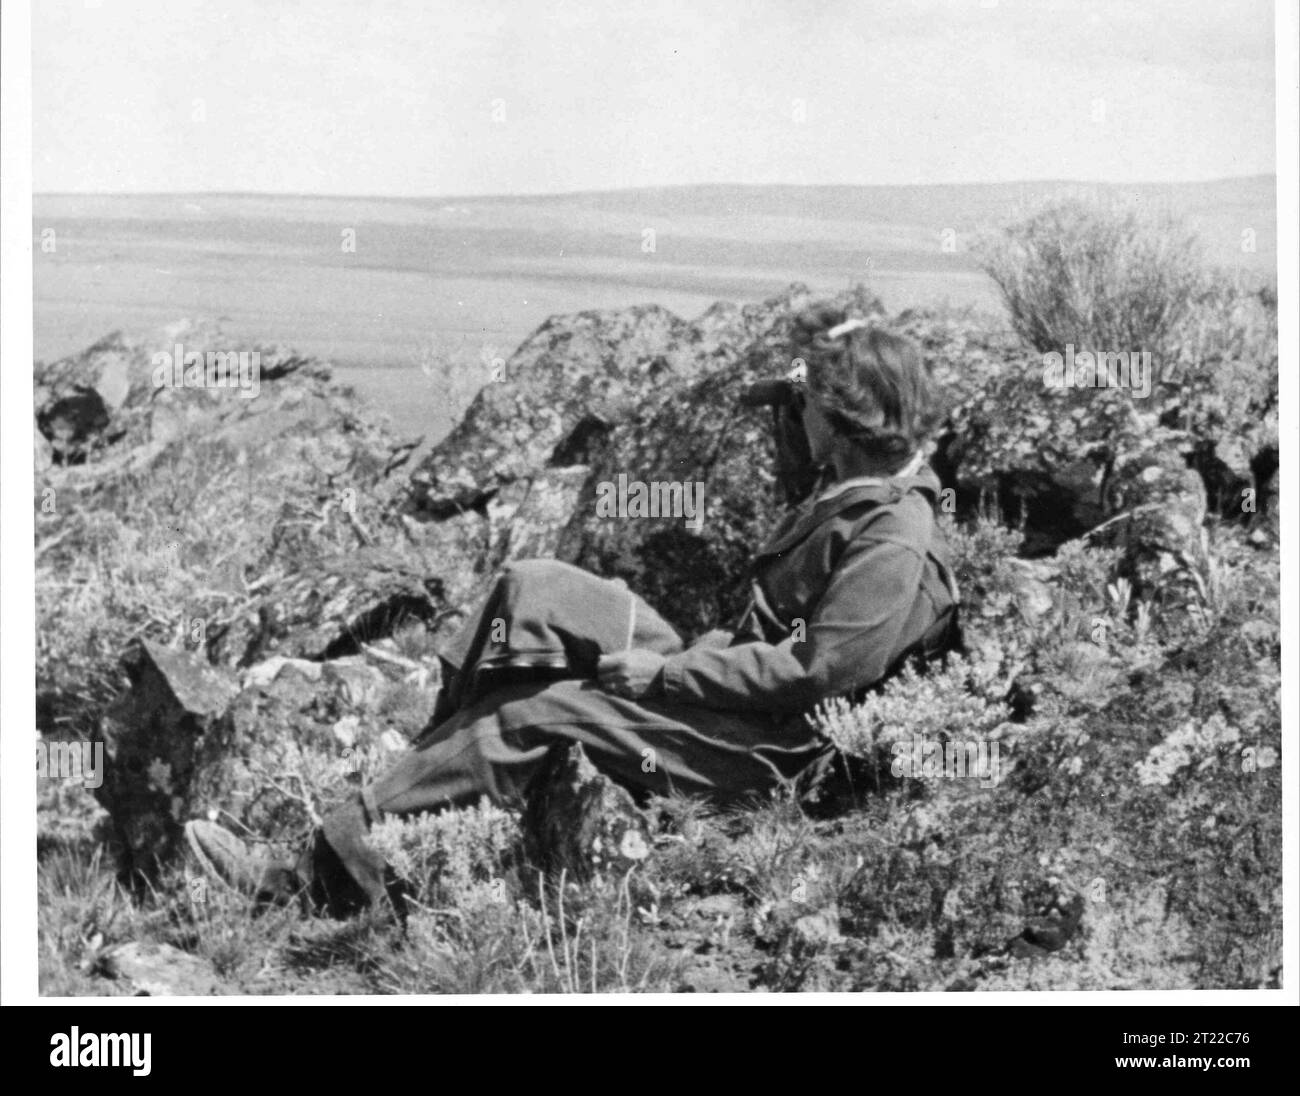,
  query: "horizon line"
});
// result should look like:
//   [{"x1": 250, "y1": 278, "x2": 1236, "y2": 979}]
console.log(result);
[{"x1": 31, "y1": 173, "x2": 1277, "y2": 204}]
